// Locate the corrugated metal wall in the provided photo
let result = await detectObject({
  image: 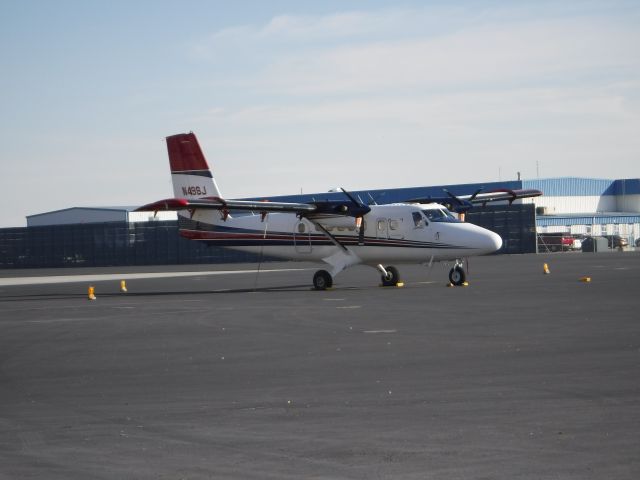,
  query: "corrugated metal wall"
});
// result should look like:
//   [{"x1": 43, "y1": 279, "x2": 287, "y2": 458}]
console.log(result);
[
  {"x1": 27, "y1": 208, "x2": 177, "y2": 227},
  {"x1": 0, "y1": 222, "x2": 263, "y2": 268},
  {"x1": 521, "y1": 178, "x2": 640, "y2": 214},
  {"x1": 467, "y1": 204, "x2": 537, "y2": 254},
  {"x1": 27, "y1": 208, "x2": 128, "y2": 227},
  {"x1": 522, "y1": 178, "x2": 616, "y2": 197},
  {"x1": 525, "y1": 195, "x2": 617, "y2": 214},
  {"x1": 537, "y1": 214, "x2": 640, "y2": 227},
  {"x1": 613, "y1": 179, "x2": 640, "y2": 195}
]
